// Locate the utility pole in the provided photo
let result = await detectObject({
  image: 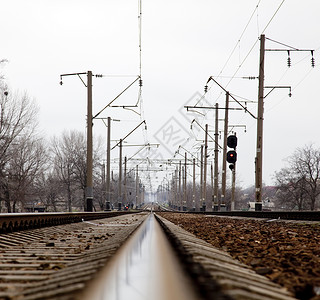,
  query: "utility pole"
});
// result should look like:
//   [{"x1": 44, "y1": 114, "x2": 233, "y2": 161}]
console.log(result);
[
  {"x1": 203, "y1": 124, "x2": 208, "y2": 211},
  {"x1": 118, "y1": 139, "x2": 123, "y2": 210},
  {"x1": 192, "y1": 158, "x2": 196, "y2": 211},
  {"x1": 175, "y1": 168, "x2": 178, "y2": 210},
  {"x1": 231, "y1": 145, "x2": 236, "y2": 211},
  {"x1": 124, "y1": 156, "x2": 127, "y2": 205},
  {"x1": 255, "y1": 34, "x2": 265, "y2": 211},
  {"x1": 200, "y1": 145, "x2": 203, "y2": 211},
  {"x1": 86, "y1": 71, "x2": 93, "y2": 212},
  {"x1": 210, "y1": 162, "x2": 213, "y2": 211},
  {"x1": 184, "y1": 152, "x2": 187, "y2": 211},
  {"x1": 60, "y1": 71, "x2": 95, "y2": 212},
  {"x1": 220, "y1": 92, "x2": 229, "y2": 211},
  {"x1": 179, "y1": 161, "x2": 182, "y2": 210},
  {"x1": 135, "y1": 165, "x2": 139, "y2": 208},
  {"x1": 214, "y1": 104, "x2": 219, "y2": 211},
  {"x1": 106, "y1": 116, "x2": 111, "y2": 210}
]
